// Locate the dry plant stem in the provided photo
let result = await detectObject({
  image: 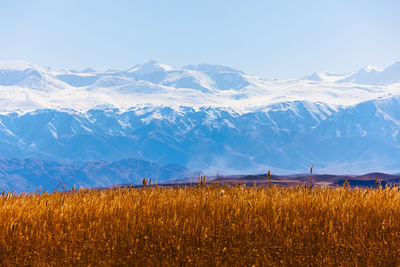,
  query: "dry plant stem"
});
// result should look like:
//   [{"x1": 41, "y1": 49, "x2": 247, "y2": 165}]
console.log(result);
[{"x1": 0, "y1": 184, "x2": 400, "y2": 266}]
